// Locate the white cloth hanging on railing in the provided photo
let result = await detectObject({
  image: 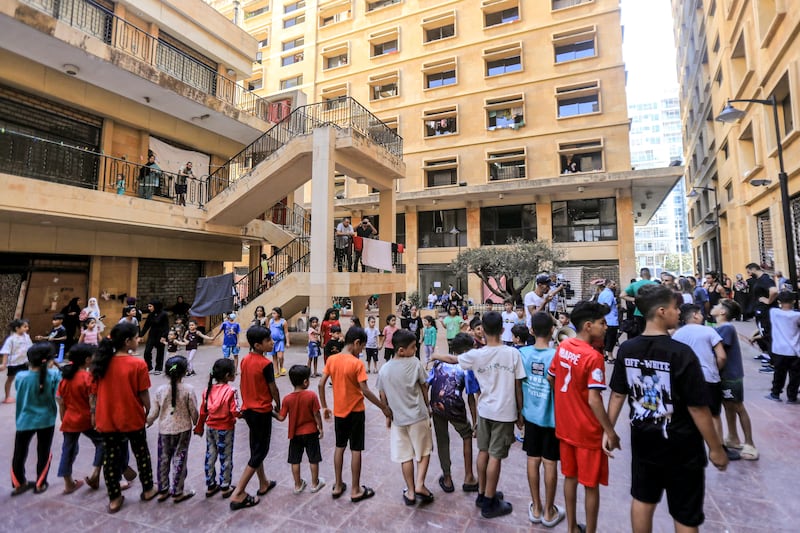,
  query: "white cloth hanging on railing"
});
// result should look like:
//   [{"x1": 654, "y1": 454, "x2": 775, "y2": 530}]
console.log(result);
[{"x1": 361, "y1": 239, "x2": 393, "y2": 271}]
